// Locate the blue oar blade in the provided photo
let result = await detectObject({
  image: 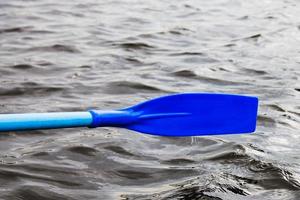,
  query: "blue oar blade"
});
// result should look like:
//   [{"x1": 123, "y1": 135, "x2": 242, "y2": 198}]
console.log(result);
[{"x1": 123, "y1": 93, "x2": 258, "y2": 136}]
